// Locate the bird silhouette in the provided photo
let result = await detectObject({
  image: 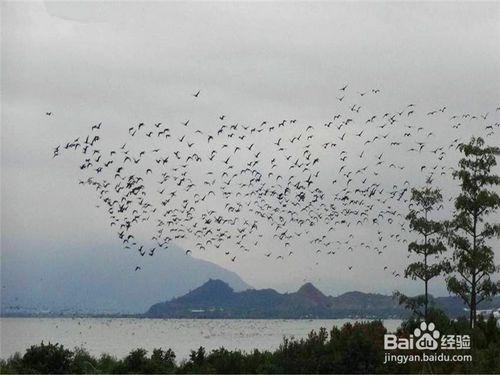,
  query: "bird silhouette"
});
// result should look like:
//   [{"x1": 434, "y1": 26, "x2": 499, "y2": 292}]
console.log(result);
[{"x1": 51, "y1": 86, "x2": 498, "y2": 276}]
